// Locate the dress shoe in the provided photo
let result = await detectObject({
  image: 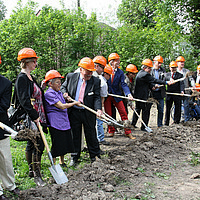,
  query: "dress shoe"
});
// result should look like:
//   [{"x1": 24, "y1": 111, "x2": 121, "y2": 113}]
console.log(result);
[
  {"x1": 11, "y1": 188, "x2": 21, "y2": 195},
  {"x1": 91, "y1": 157, "x2": 96, "y2": 163},
  {"x1": 107, "y1": 132, "x2": 114, "y2": 137},
  {"x1": 99, "y1": 140, "x2": 110, "y2": 145},
  {"x1": 60, "y1": 163, "x2": 68, "y2": 168},
  {"x1": 132, "y1": 125, "x2": 138, "y2": 128},
  {"x1": 125, "y1": 133, "x2": 136, "y2": 140},
  {"x1": 0, "y1": 194, "x2": 9, "y2": 200}
]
